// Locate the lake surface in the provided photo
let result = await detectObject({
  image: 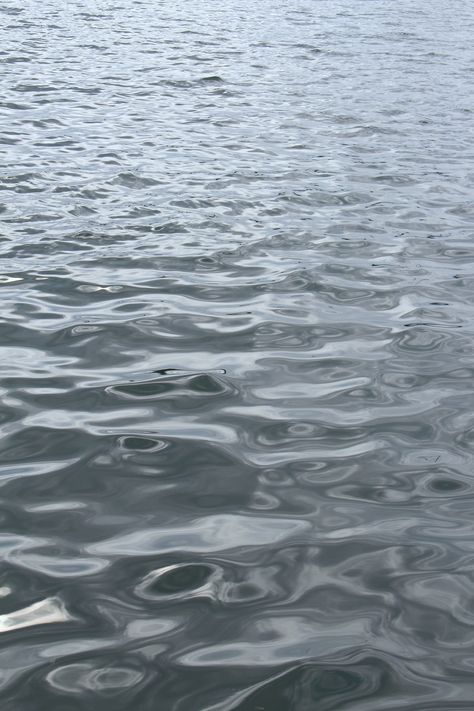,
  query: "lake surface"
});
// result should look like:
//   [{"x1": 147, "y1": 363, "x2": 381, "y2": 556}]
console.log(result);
[{"x1": 1, "y1": 0, "x2": 474, "y2": 708}]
